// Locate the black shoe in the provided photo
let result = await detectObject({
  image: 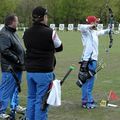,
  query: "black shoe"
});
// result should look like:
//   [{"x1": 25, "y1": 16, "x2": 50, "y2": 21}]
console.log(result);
[{"x1": 9, "y1": 110, "x2": 16, "y2": 120}]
